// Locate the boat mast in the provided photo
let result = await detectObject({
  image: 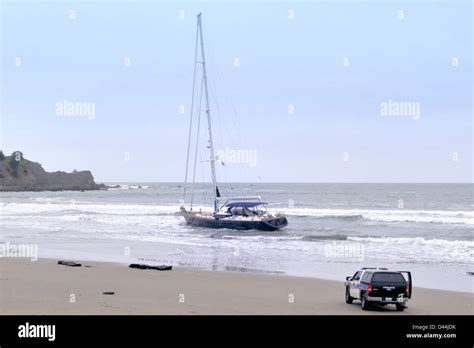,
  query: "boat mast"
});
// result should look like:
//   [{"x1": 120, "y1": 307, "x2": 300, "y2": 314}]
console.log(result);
[
  {"x1": 197, "y1": 13, "x2": 218, "y2": 212},
  {"x1": 183, "y1": 20, "x2": 200, "y2": 207}
]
